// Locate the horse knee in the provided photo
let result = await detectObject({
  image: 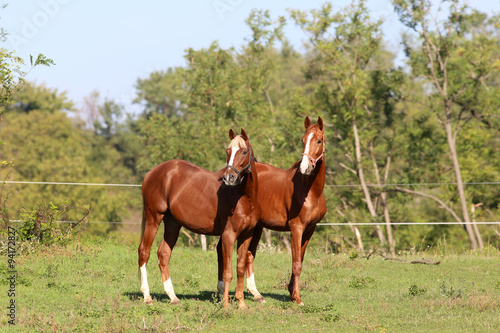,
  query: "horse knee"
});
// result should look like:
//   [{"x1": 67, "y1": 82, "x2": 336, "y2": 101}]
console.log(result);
[
  {"x1": 292, "y1": 261, "x2": 302, "y2": 276},
  {"x1": 223, "y1": 271, "x2": 233, "y2": 282}
]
